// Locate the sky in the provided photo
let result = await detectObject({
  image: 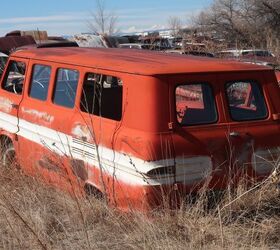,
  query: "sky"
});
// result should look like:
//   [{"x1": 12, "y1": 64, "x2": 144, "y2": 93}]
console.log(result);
[{"x1": 0, "y1": 0, "x2": 213, "y2": 36}]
